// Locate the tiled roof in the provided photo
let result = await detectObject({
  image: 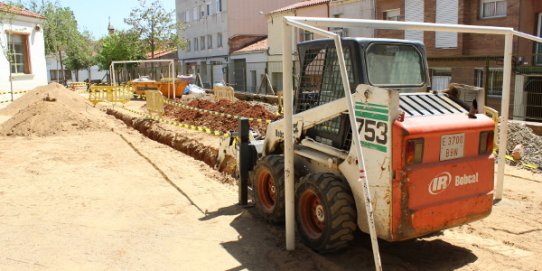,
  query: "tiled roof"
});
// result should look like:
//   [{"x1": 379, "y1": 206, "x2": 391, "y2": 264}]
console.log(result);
[
  {"x1": 233, "y1": 38, "x2": 268, "y2": 54},
  {"x1": 0, "y1": 2, "x2": 45, "y2": 19},
  {"x1": 269, "y1": 0, "x2": 329, "y2": 15}
]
